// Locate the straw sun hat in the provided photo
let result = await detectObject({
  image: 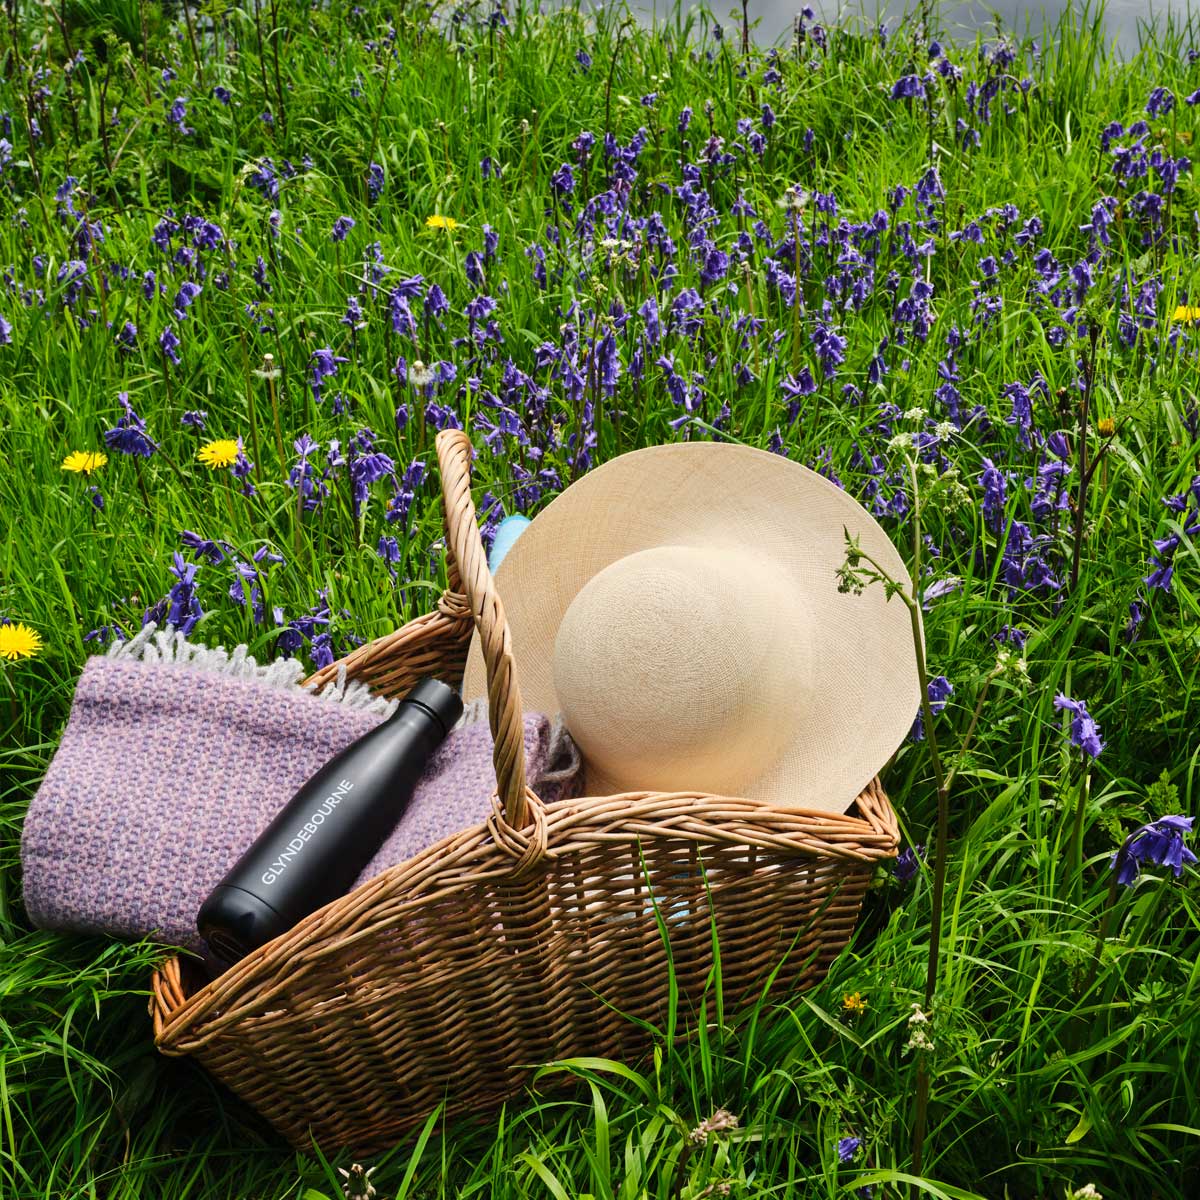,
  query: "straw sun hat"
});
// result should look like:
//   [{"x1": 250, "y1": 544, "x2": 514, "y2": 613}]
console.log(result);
[{"x1": 462, "y1": 441, "x2": 921, "y2": 814}]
